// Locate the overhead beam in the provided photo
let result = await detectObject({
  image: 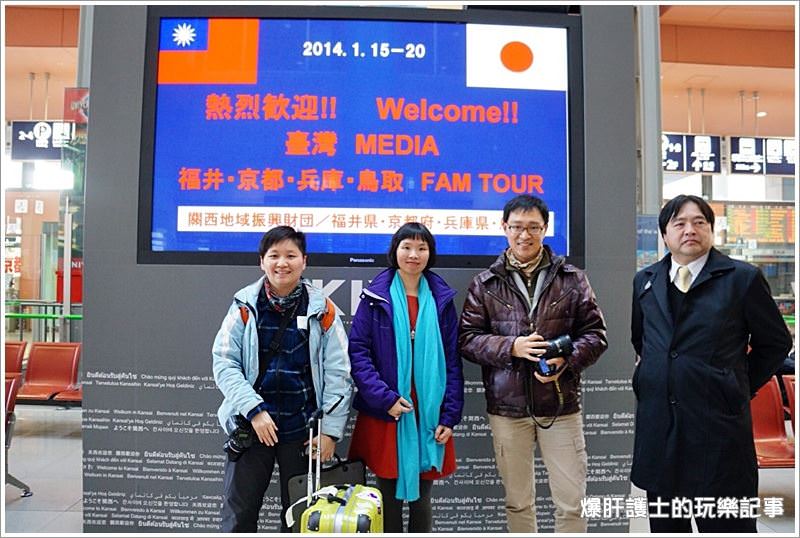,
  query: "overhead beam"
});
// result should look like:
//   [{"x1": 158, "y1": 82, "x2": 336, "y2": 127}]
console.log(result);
[
  {"x1": 661, "y1": 24, "x2": 794, "y2": 68},
  {"x1": 5, "y1": 7, "x2": 79, "y2": 47}
]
